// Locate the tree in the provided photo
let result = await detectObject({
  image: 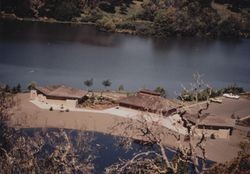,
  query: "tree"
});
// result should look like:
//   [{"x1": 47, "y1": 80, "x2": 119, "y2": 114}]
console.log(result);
[
  {"x1": 54, "y1": 1, "x2": 81, "y2": 21},
  {"x1": 118, "y1": 85, "x2": 124, "y2": 91},
  {"x1": 106, "y1": 73, "x2": 213, "y2": 173},
  {"x1": 0, "y1": 89, "x2": 96, "y2": 173},
  {"x1": 16, "y1": 83, "x2": 21, "y2": 93},
  {"x1": 84, "y1": 78, "x2": 93, "y2": 91},
  {"x1": 153, "y1": 8, "x2": 177, "y2": 37},
  {"x1": 102, "y1": 79, "x2": 112, "y2": 90},
  {"x1": 154, "y1": 86, "x2": 167, "y2": 97},
  {"x1": 27, "y1": 81, "x2": 37, "y2": 91},
  {"x1": 4, "y1": 85, "x2": 10, "y2": 93}
]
